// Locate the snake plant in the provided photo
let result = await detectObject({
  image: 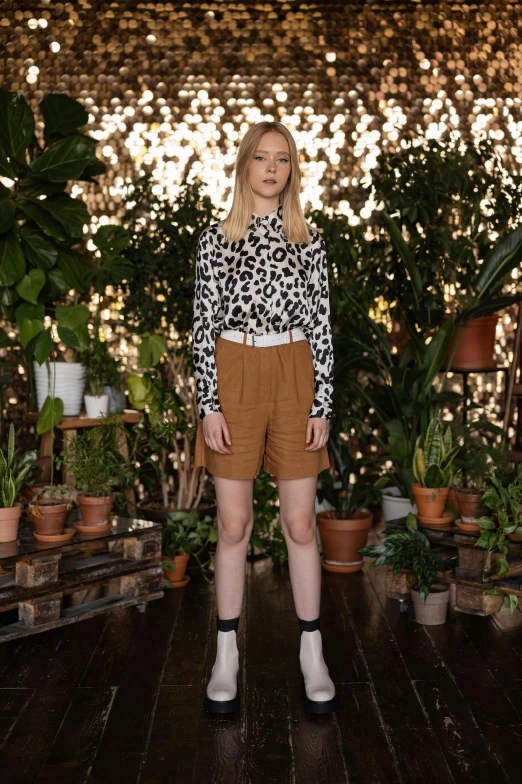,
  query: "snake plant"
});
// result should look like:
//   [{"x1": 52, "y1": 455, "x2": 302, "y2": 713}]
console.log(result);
[
  {"x1": 413, "y1": 416, "x2": 460, "y2": 489},
  {"x1": 0, "y1": 423, "x2": 31, "y2": 508}
]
